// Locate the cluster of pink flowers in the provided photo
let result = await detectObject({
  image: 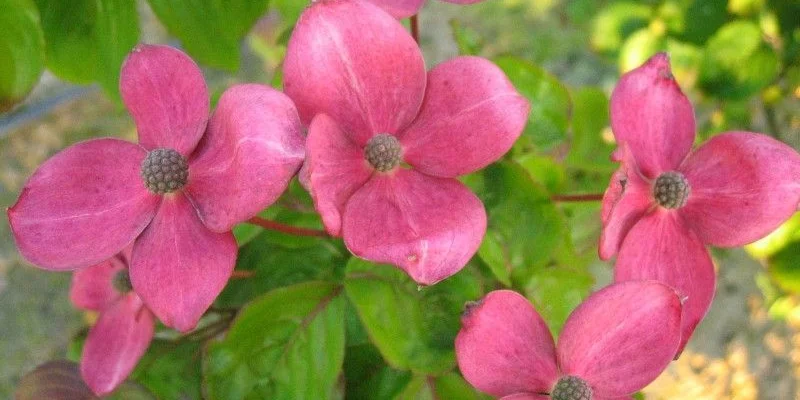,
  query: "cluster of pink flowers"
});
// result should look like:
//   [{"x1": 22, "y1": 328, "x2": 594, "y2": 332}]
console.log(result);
[{"x1": 7, "y1": 0, "x2": 800, "y2": 397}]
